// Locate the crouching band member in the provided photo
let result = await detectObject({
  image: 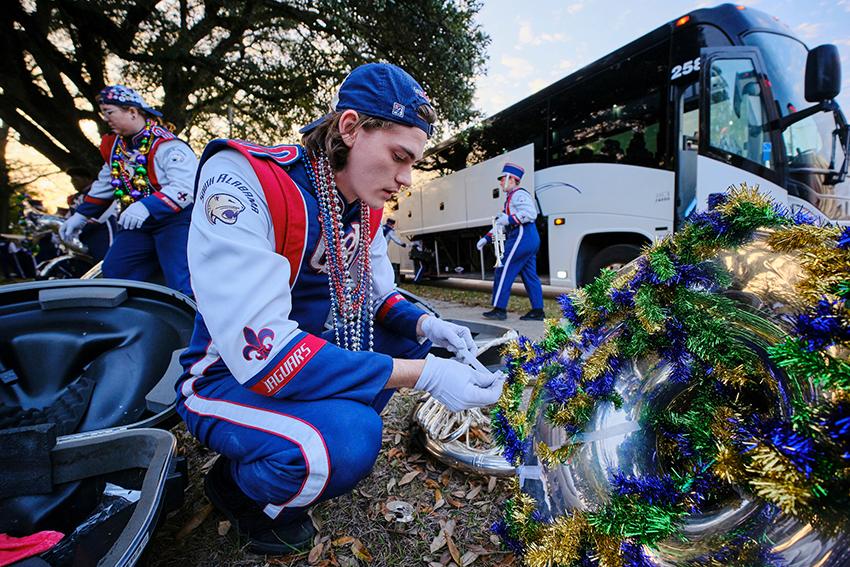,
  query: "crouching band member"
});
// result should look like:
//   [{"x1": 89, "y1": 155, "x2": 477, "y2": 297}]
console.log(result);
[{"x1": 176, "y1": 63, "x2": 505, "y2": 555}]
